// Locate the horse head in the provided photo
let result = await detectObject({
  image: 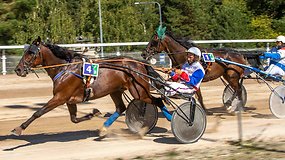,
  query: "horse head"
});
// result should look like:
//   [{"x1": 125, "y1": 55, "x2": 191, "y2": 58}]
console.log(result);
[
  {"x1": 142, "y1": 26, "x2": 195, "y2": 67},
  {"x1": 142, "y1": 25, "x2": 168, "y2": 60},
  {"x1": 15, "y1": 36, "x2": 43, "y2": 77}
]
